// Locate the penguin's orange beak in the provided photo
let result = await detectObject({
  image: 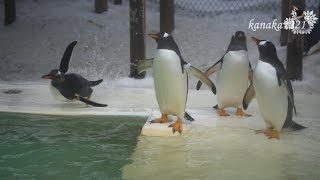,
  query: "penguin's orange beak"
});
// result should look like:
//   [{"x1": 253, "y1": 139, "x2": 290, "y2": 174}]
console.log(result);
[
  {"x1": 251, "y1": 37, "x2": 260, "y2": 45},
  {"x1": 148, "y1": 33, "x2": 160, "y2": 39},
  {"x1": 42, "y1": 74, "x2": 53, "y2": 80}
]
